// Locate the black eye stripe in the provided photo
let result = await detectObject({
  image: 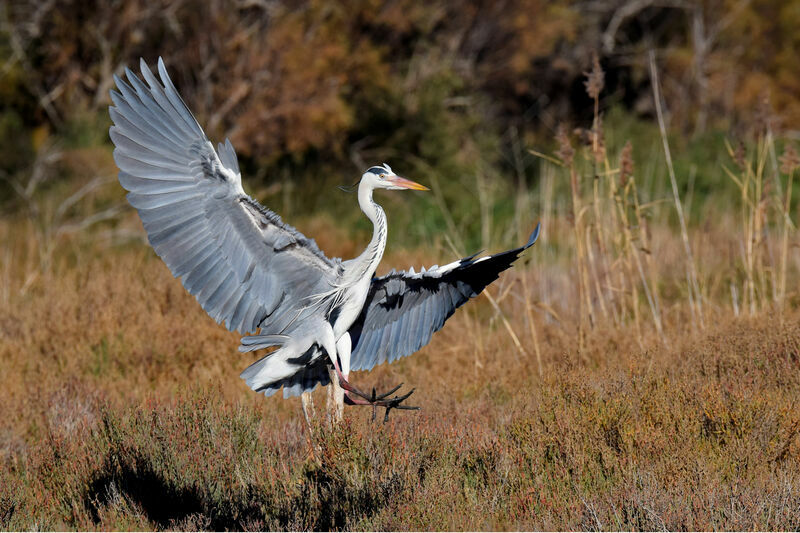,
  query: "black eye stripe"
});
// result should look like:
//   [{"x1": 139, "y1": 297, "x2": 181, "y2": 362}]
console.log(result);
[{"x1": 367, "y1": 166, "x2": 386, "y2": 175}]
